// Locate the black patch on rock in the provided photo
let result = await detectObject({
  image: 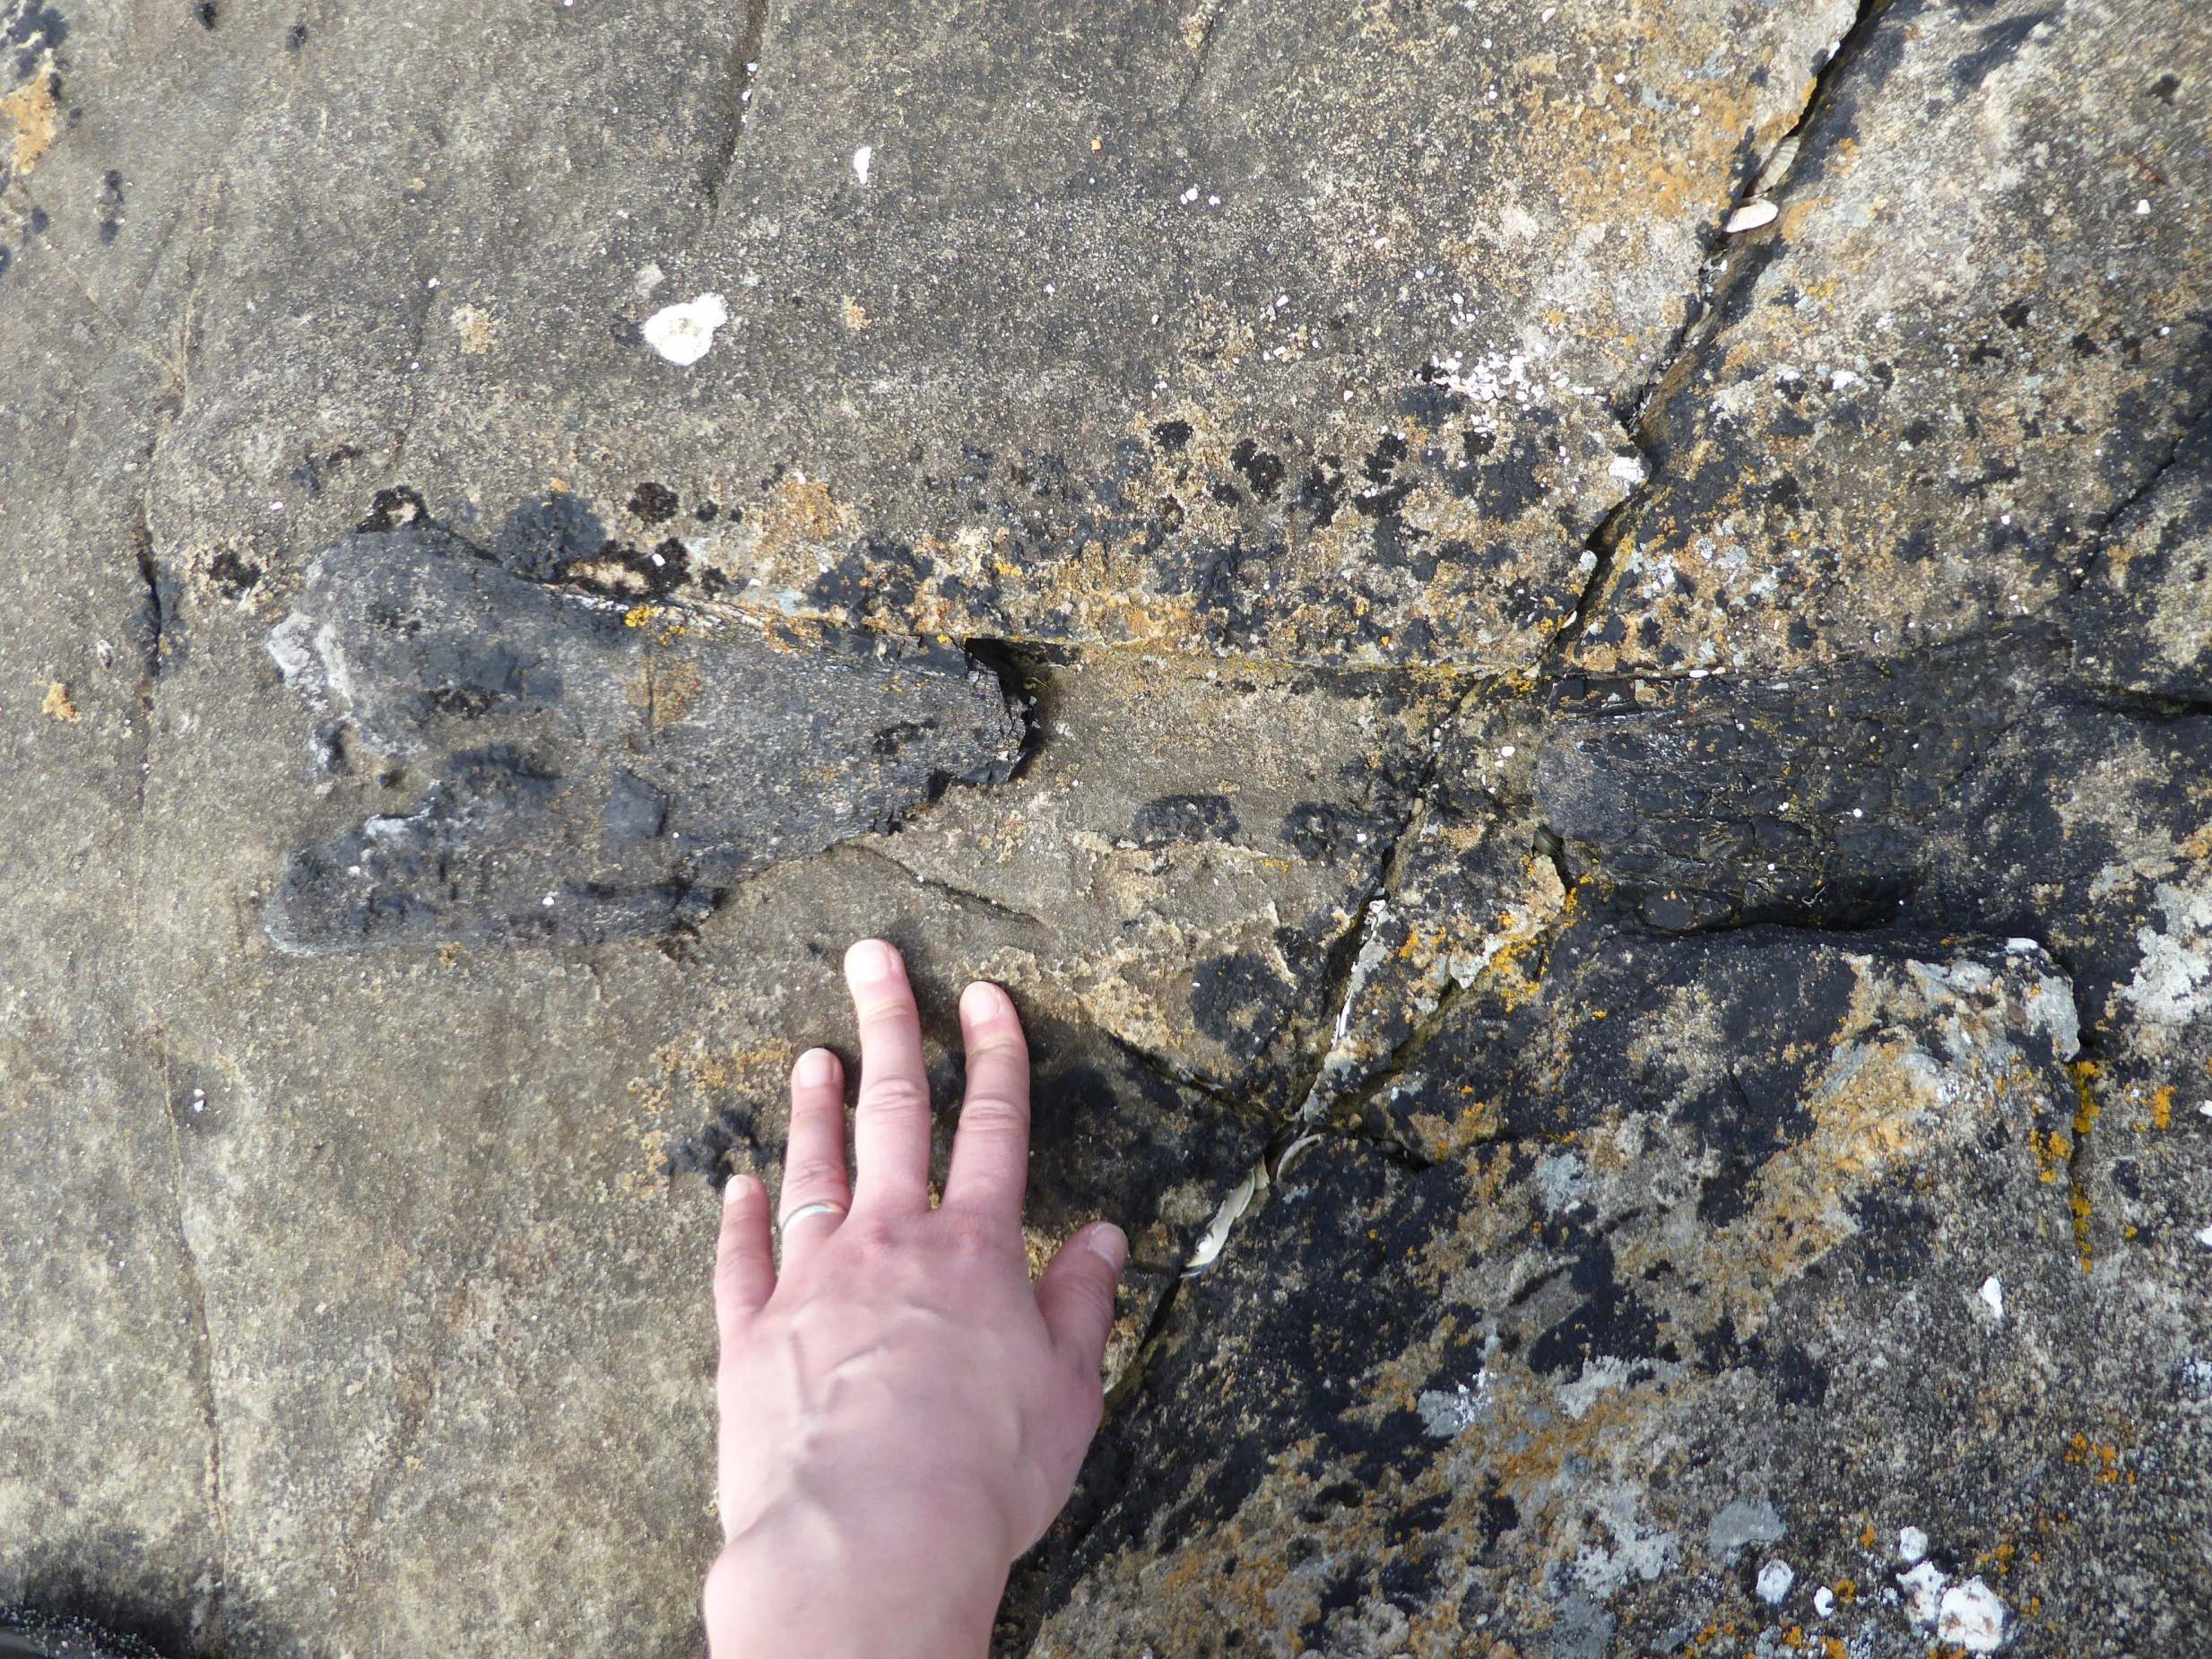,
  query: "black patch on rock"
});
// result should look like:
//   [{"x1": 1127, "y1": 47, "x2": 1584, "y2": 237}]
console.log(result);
[
  {"x1": 4, "y1": 3, "x2": 67, "y2": 76},
  {"x1": 208, "y1": 550, "x2": 261, "y2": 598},
  {"x1": 1190, "y1": 950, "x2": 1285, "y2": 1065},
  {"x1": 1526, "y1": 1238, "x2": 1665, "y2": 1377},
  {"x1": 627, "y1": 481, "x2": 680, "y2": 525},
  {"x1": 1131, "y1": 793, "x2": 1238, "y2": 847},
  {"x1": 95, "y1": 169, "x2": 122, "y2": 243},
  {"x1": 355, "y1": 485, "x2": 428, "y2": 534},
  {"x1": 263, "y1": 528, "x2": 1025, "y2": 952}
]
